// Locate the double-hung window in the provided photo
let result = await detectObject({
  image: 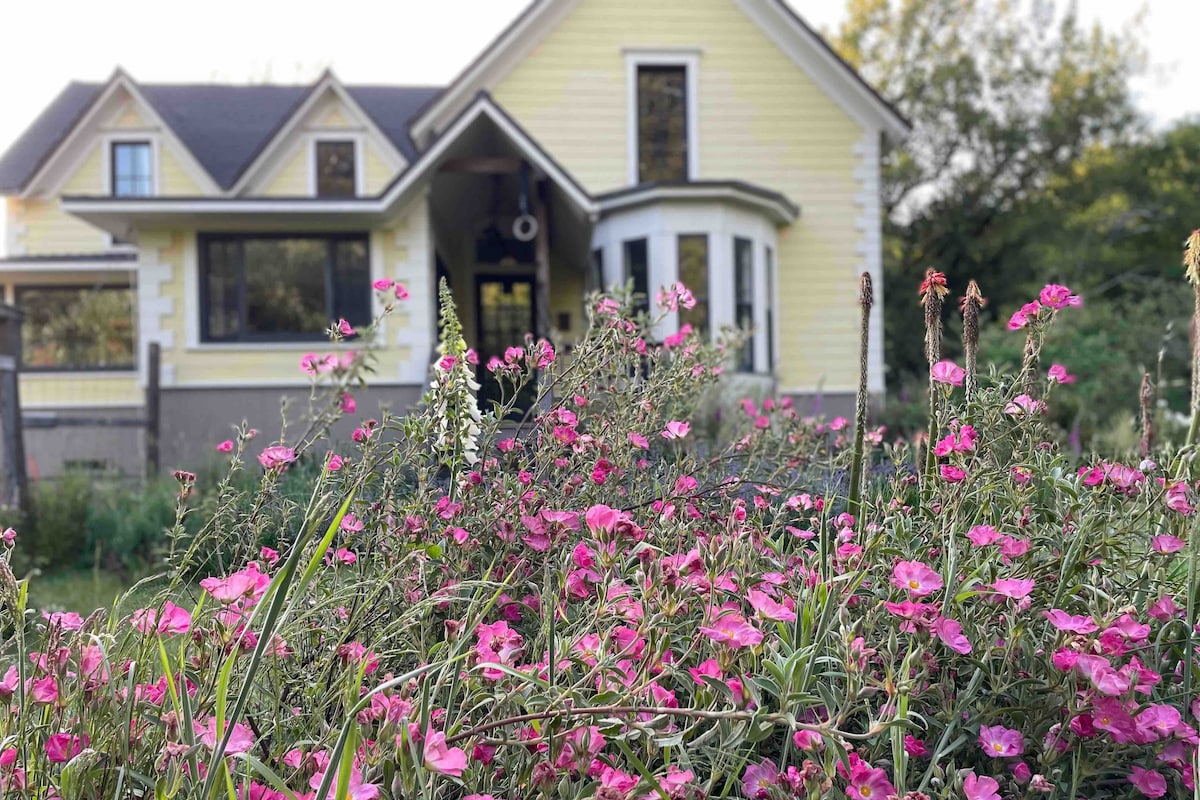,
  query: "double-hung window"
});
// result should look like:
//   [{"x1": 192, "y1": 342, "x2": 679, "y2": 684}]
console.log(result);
[
  {"x1": 111, "y1": 141, "x2": 153, "y2": 197},
  {"x1": 623, "y1": 238, "x2": 650, "y2": 318},
  {"x1": 677, "y1": 234, "x2": 709, "y2": 337},
  {"x1": 314, "y1": 140, "x2": 357, "y2": 197},
  {"x1": 734, "y1": 237, "x2": 755, "y2": 372},
  {"x1": 199, "y1": 233, "x2": 370, "y2": 342}
]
